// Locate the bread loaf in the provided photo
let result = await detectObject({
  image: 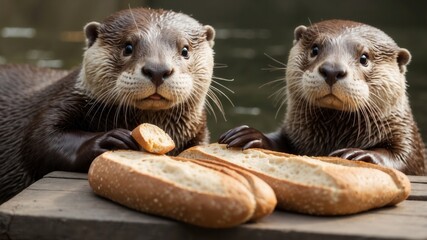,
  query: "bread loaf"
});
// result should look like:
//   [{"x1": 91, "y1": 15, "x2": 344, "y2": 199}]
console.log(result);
[
  {"x1": 178, "y1": 143, "x2": 411, "y2": 215},
  {"x1": 88, "y1": 150, "x2": 276, "y2": 228},
  {"x1": 131, "y1": 123, "x2": 175, "y2": 154},
  {"x1": 175, "y1": 157, "x2": 277, "y2": 221}
]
